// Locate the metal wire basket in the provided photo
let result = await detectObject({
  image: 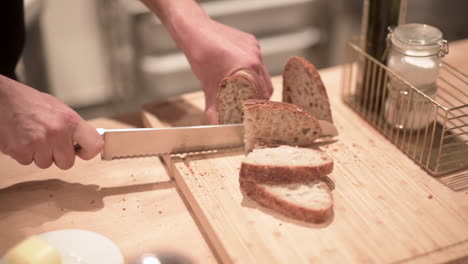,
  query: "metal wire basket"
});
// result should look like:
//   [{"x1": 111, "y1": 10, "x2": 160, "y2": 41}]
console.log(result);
[{"x1": 341, "y1": 37, "x2": 468, "y2": 175}]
